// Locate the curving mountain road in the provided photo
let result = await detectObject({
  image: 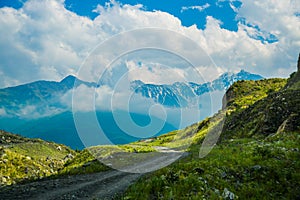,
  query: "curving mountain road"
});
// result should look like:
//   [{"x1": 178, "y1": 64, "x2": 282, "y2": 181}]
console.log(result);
[{"x1": 0, "y1": 148, "x2": 188, "y2": 200}]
